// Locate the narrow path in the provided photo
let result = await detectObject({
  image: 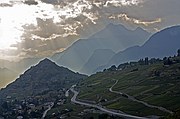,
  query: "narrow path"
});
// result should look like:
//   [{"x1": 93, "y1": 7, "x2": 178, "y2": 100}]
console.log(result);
[
  {"x1": 41, "y1": 102, "x2": 54, "y2": 119},
  {"x1": 70, "y1": 85, "x2": 148, "y2": 119},
  {"x1": 139, "y1": 86, "x2": 159, "y2": 95},
  {"x1": 65, "y1": 89, "x2": 69, "y2": 97},
  {"x1": 109, "y1": 79, "x2": 173, "y2": 114}
]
